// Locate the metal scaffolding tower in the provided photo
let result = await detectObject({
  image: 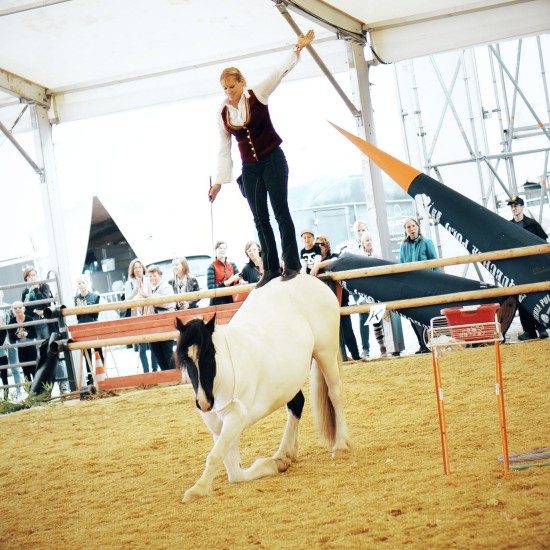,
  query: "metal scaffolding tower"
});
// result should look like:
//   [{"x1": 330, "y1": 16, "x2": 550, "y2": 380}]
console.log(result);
[{"x1": 393, "y1": 34, "x2": 550, "y2": 280}]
